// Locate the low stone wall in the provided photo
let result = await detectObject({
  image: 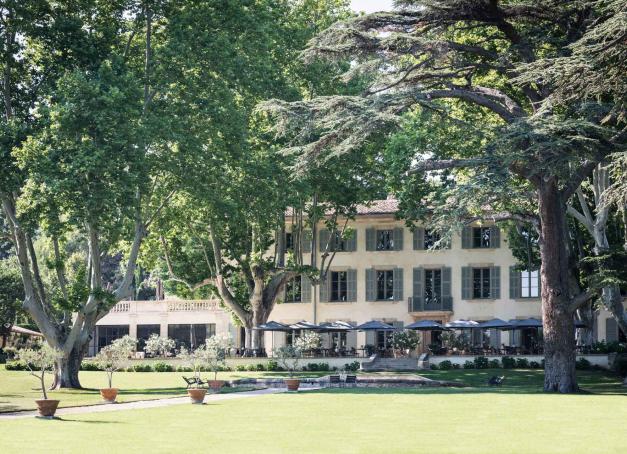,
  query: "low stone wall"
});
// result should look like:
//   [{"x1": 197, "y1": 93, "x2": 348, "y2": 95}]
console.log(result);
[{"x1": 430, "y1": 354, "x2": 610, "y2": 369}]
